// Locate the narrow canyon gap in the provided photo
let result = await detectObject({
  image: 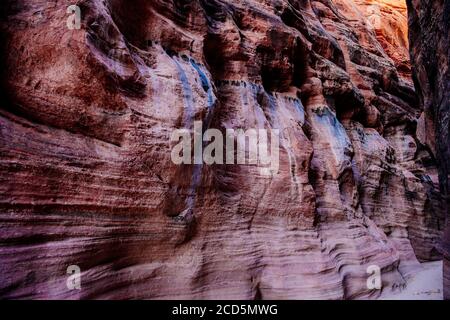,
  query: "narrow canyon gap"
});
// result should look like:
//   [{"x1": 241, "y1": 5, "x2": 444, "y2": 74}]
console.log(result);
[{"x1": 406, "y1": 0, "x2": 450, "y2": 299}]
